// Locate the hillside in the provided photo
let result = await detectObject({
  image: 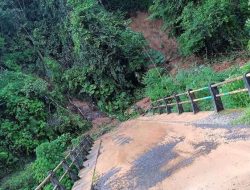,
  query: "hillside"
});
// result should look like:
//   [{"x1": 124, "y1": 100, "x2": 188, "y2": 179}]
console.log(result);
[
  {"x1": 0, "y1": 0, "x2": 250, "y2": 189},
  {"x1": 130, "y1": 12, "x2": 250, "y2": 74}
]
